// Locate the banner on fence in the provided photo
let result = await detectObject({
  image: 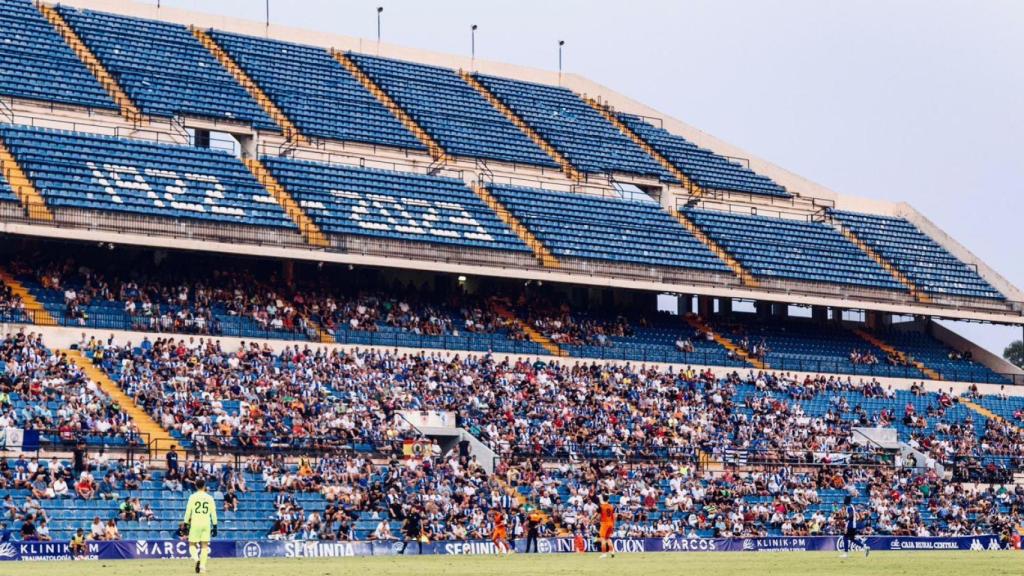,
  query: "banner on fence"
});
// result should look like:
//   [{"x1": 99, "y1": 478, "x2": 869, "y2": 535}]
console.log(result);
[{"x1": 0, "y1": 535, "x2": 1004, "y2": 561}]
